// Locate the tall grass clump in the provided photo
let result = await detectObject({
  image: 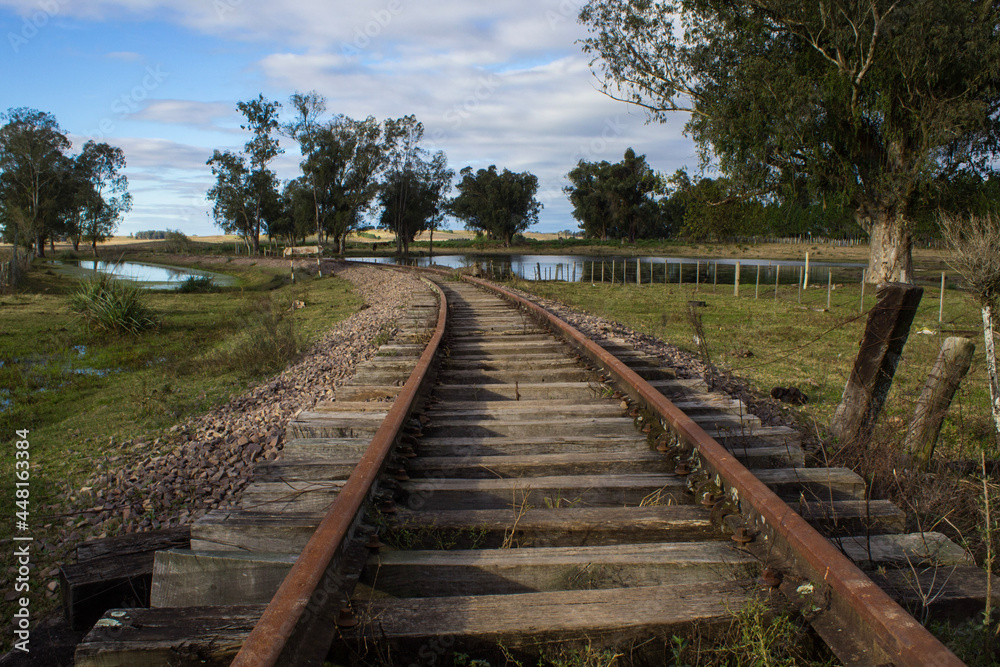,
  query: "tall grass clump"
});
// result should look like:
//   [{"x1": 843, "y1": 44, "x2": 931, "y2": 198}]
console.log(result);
[
  {"x1": 211, "y1": 293, "x2": 301, "y2": 377},
  {"x1": 70, "y1": 274, "x2": 160, "y2": 335}
]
